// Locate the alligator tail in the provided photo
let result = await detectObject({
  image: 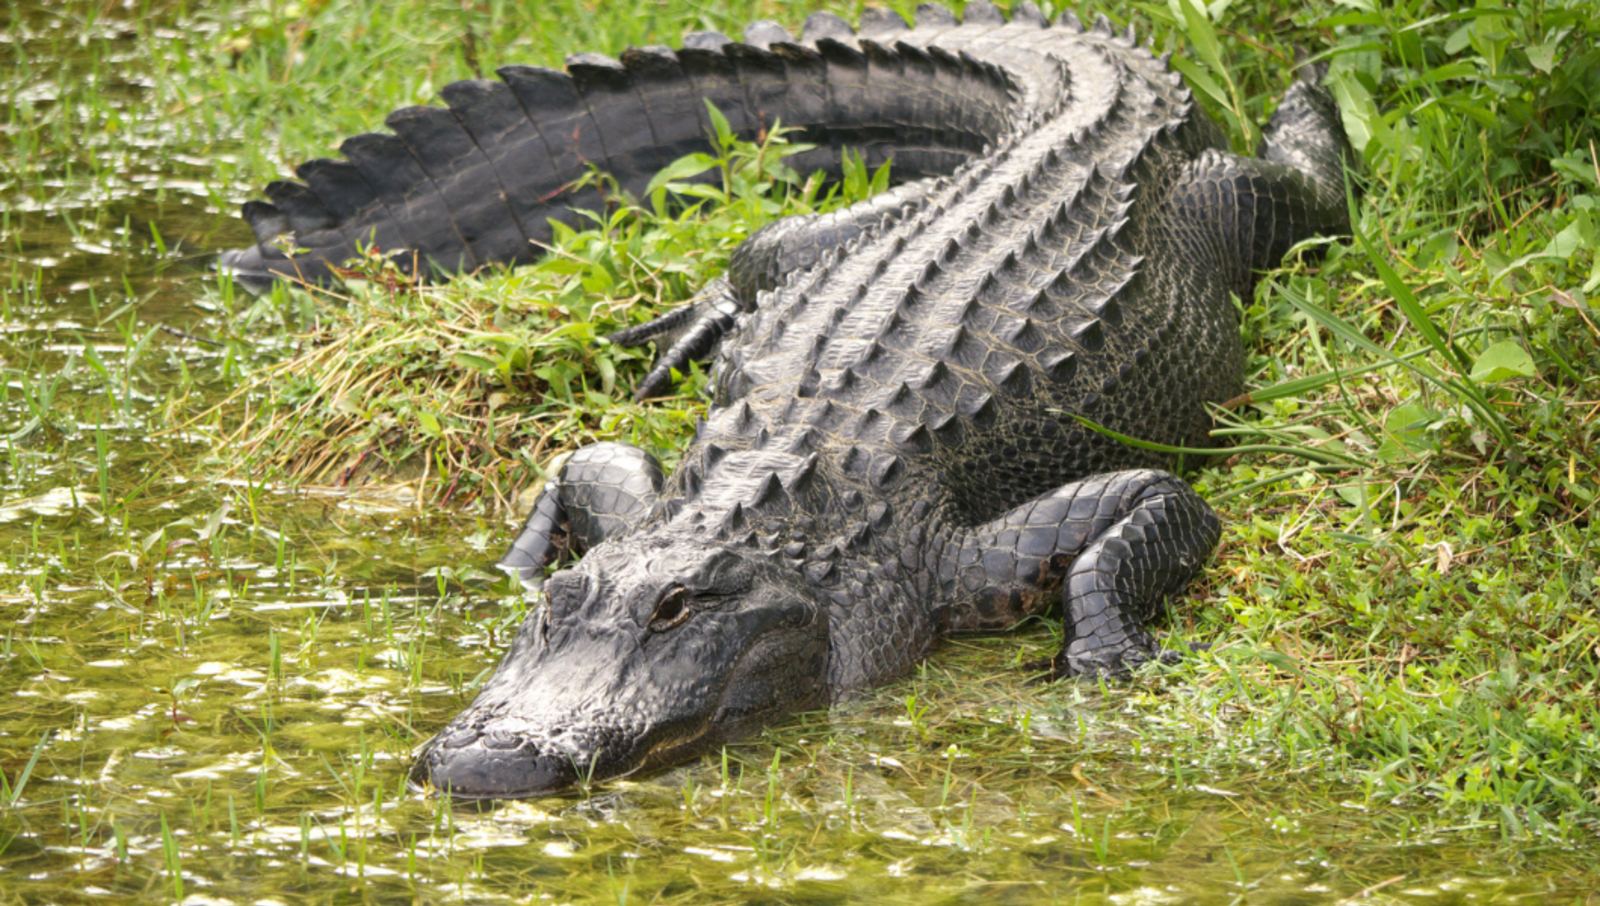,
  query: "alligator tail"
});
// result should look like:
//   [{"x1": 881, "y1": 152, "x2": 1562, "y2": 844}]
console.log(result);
[{"x1": 221, "y1": 5, "x2": 1051, "y2": 289}]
